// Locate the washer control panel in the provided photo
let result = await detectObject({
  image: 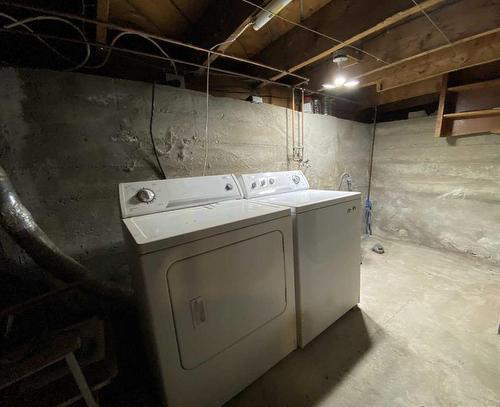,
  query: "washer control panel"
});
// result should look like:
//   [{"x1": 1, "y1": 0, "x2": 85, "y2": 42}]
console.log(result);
[
  {"x1": 119, "y1": 174, "x2": 241, "y2": 218},
  {"x1": 237, "y1": 170, "x2": 309, "y2": 198}
]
